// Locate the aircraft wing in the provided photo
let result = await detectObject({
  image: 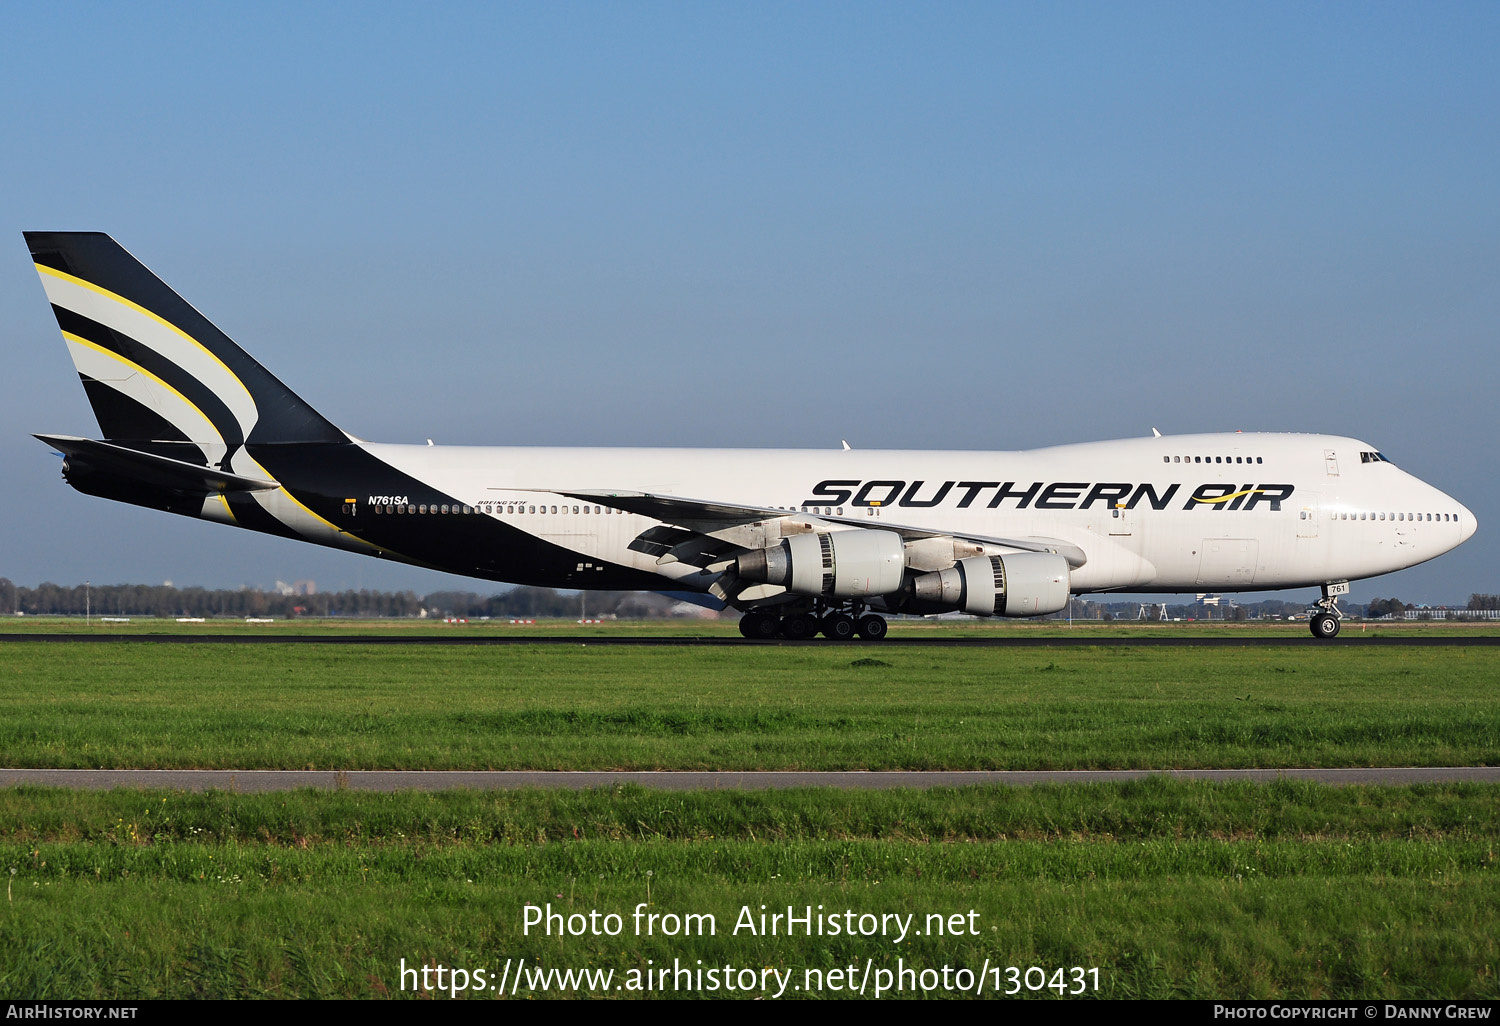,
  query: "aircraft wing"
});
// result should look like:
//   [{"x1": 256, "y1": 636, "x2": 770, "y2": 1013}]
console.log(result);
[
  {"x1": 558, "y1": 488, "x2": 1089, "y2": 568},
  {"x1": 35, "y1": 435, "x2": 280, "y2": 494}
]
